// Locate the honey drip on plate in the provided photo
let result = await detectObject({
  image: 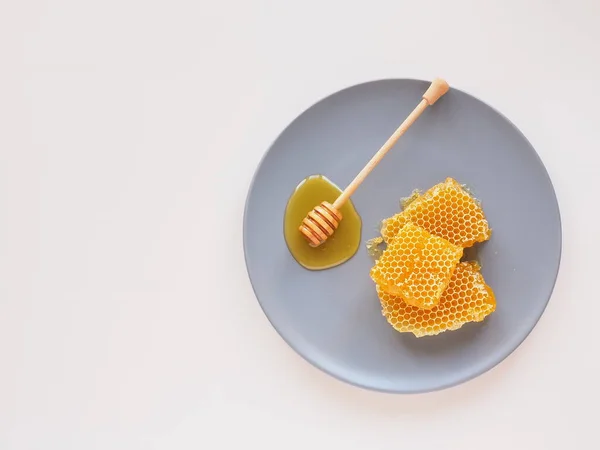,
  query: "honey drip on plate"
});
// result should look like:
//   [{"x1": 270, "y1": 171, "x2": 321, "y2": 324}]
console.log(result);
[{"x1": 284, "y1": 175, "x2": 361, "y2": 270}]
